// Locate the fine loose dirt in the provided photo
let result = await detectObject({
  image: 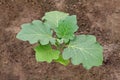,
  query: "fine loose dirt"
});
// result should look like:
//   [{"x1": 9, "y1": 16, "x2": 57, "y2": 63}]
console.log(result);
[{"x1": 0, "y1": 0, "x2": 120, "y2": 80}]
